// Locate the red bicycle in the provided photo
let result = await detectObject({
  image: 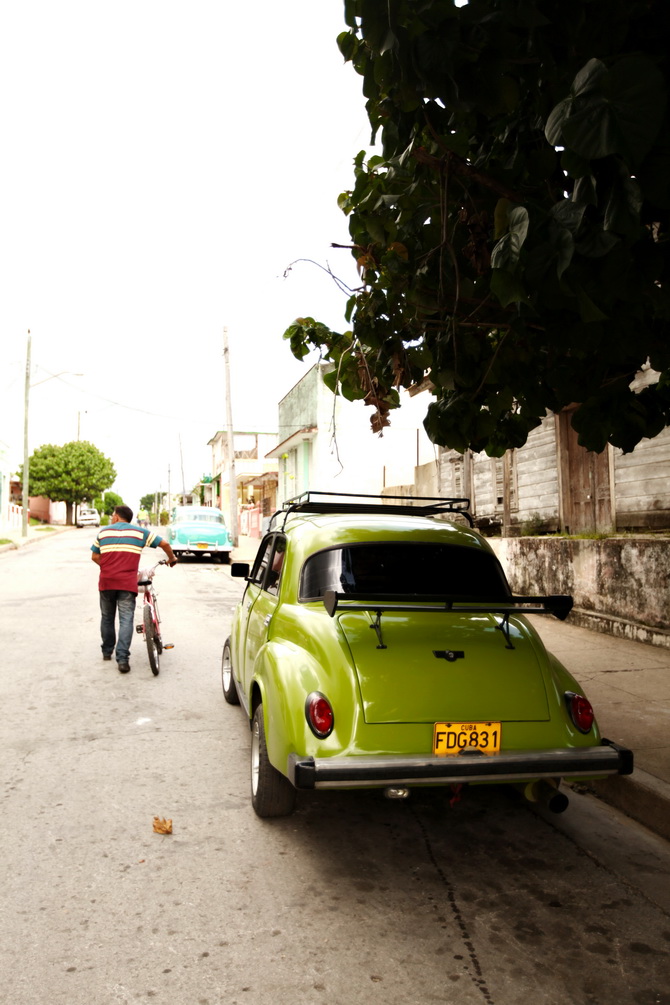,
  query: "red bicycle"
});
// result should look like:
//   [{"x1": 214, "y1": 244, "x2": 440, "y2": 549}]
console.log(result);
[{"x1": 135, "y1": 560, "x2": 174, "y2": 675}]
